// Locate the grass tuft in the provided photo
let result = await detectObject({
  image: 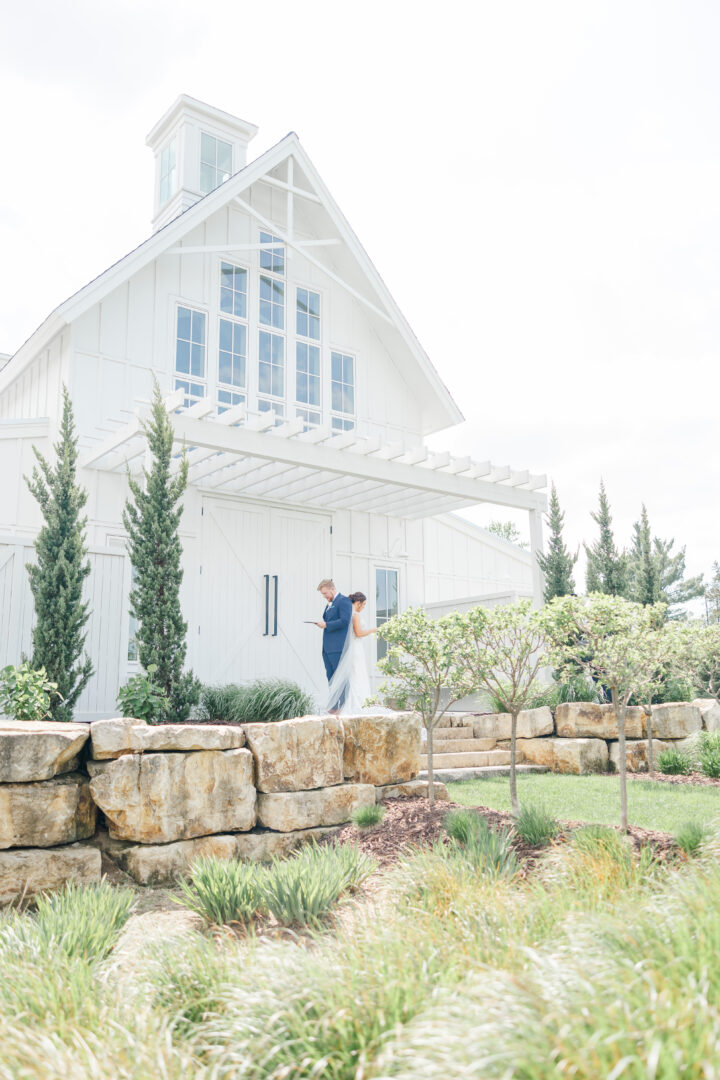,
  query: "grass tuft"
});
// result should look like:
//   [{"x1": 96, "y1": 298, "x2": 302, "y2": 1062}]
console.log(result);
[
  {"x1": 262, "y1": 842, "x2": 376, "y2": 926},
  {"x1": 674, "y1": 820, "x2": 711, "y2": 857},
  {"x1": 443, "y1": 809, "x2": 518, "y2": 880},
  {"x1": 657, "y1": 746, "x2": 692, "y2": 775},
  {"x1": 698, "y1": 731, "x2": 720, "y2": 778},
  {"x1": 173, "y1": 857, "x2": 263, "y2": 926},
  {"x1": 351, "y1": 803, "x2": 385, "y2": 828},
  {"x1": 515, "y1": 804, "x2": 559, "y2": 847},
  {"x1": 198, "y1": 678, "x2": 312, "y2": 724}
]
